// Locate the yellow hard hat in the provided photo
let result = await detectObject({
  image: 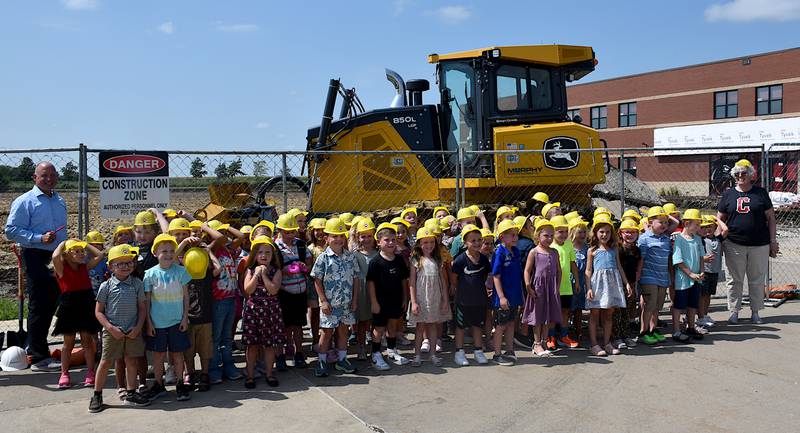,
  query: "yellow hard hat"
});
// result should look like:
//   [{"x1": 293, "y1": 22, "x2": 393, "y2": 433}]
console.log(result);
[
  {"x1": 460, "y1": 224, "x2": 481, "y2": 239},
  {"x1": 240, "y1": 225, "x2": 253, "y2": 234},
  {"x1": 162, "y1": 208, "x2": 177, "y2": 218},
  {"x1": 682, "y1": 208, "x2": 702, "y2": 221},
  {"x1": 85, "y1": 231, "x2": 105, "y2": 244},
  {"x1": 400, "y1": 207, "x2": 417, "y2": 219},
  {"x1": 288, "y1": 208, "x2": 309, "y2": 218},
  {"x1": 534, "y1": 218, "x2": 554, "y2": 231},
  {"x1": 439, "y1": 215, "x2": 456, "y2": 231},
  {"x1": 424, "y1": 218, "x2": 442, "y2": 235},
  {"x1": 550, "y1": 215, "x2": 569, "y2": 229},
  {"x1": 338, "y1": 212, "x2": 355, "y2": 227},
  {"x1": 541, "y1": 202, "x2": 561, "y2": 217},
  {"x1": 252, "y1": 219, "x2": 275, "y2": 233},
  {"x1": 350, "y1": 215, "x2": 364, "y2": 229},
  {"x1": 593, "y1": 213, "x2": 613, "y2": 227},
  {"x1": 134, "y1": 211, "x2": 156, "y2": 226},
  {"x1": 207, "y1": 220, "x2": 230, "y2": 232},
  {"x1": 532, "y1": 191, "x2": 550, "y2": 204},
  {"x1": 496, "y1": 206, "x2": 514, "y2": 220},
  {"x1": 468, "y1": 204, "x2": 481, "y2": 214},
  {"x1": 433, "y1": 206, "x2": 450, "y2": 216},
  {"x1": 184, "y1": 247, "x2": 209, "y2": 279},
  {"x1": 647, "y1": 206, "x2": 668, "y2": 220},
  {"x1": 619, "y1": 219, "x2": 639, "y2": 232},
  {"x1": 323, "y1": 217, "x2": 349, "y2": 235},
  {"x1": 375, "y1": 222, "x2": 398, "y2": 239},
  {"x1": 168, "y1": 218, "x2": 191, "y2": 234},
  {"x1": 513, "y1": 215, "x2": 529, "y2": 228},
  {"x1": 700, "y1": 215, "x2": 717, "y2": 227},
  {"x1": 151, "y1": 233, "x2": 178, "y2": 253},
  {"x1": 496, "y1": 219, "x2": 521, "y2": 236},
  {"x1": 564, "y1": 211, "x2": 581, "y2": 222},
  {"x1": 275, "y1": 213, "x2": 299, "y2": 231},
  {"x1": 622, "y1": 209, "x2": 642, "y2": 222},
  {"x1": 663, "y1": 203, "x2": 679, "y2": 215},
  {"x1": 456, "y1": 207, "x2": 477, "y2": 221},
  {"x1": 251, "y1": 235, "x2": 276, "y2": 251},
  {"x1": 735, "y1": 159, "x2": 752, "y2": 168},
  {"x1": 308, "y1": 218, "x2": 326, "y2": 230},
  {"x1": 416, "y1": 227, "x2": 437, "y2": 241},
  {"x1": 568, "y1": 218, "x2": 589, "y2": 230},
  {"x1": 107, "y1": 244, "x2": 139, "y2": 263},
  {"x1": 480, "y1": 228, "x2": 495, "y2": 240},
  {"x1": 113, "y1": 225, "x2": 133, "y2": 237},
  {"x1": 593, "y1": 207, "x2": 612, "y2": 218},
  {"x1": 390, "y1": 217, "x2": 411, "y2": 228},
  {"x1": 355, "y1": 217, "x2": 376, "y2": 233},
  {"x1": 65, "y1": 239, "x2": 88, "y2": 252},
  {"x1": 188, "y1": 220, "x2": 203, "y2": 230}
]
